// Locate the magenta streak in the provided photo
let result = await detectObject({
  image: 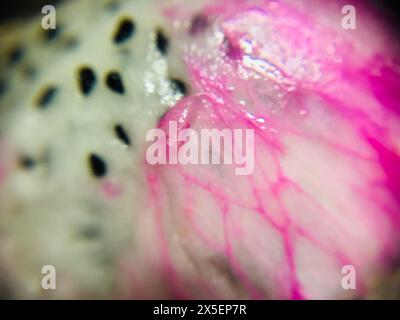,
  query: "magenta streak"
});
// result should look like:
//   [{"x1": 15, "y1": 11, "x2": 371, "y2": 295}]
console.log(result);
[
  {"x1": 368, "y1": 65, "x2": 400, "y2": 117},
  {"x1": 366, "y1": 136, "x2": 400, "y2": 210},
  {"x1": 221, "y1": 202, "x2": 265, "y2": 299},
  {"x1": 146, "y1": 171, "x2": 188, "y2": 299}
]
